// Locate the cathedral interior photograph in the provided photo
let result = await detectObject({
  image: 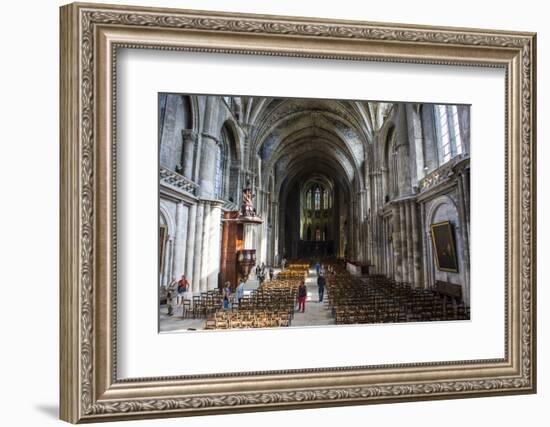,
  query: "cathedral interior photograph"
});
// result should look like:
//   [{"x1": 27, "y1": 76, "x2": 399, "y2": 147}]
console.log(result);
[{"x1": 158, "y1": 93, "x2": 471, "y2": 332}]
